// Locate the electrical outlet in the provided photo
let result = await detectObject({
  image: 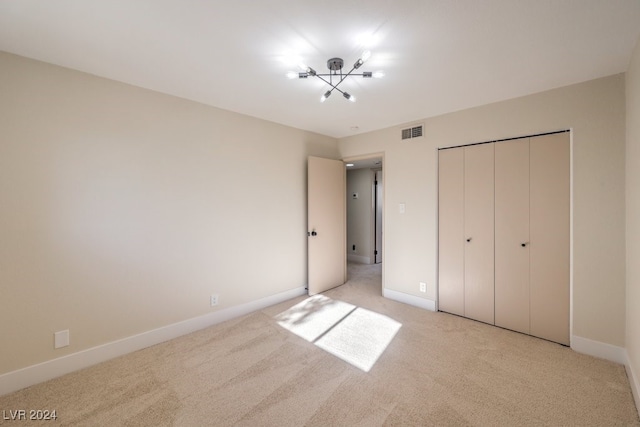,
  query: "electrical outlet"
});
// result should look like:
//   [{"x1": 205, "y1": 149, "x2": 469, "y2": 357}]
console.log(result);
[
  {"x1": 54, "y1": 330, "x2": 69, "y2": 349},
  {"x1": 210, "y1": 294, "x2": 219, "y2": 306},
  {"x1": 419, "y1": 282, "x2": 427, "y2": 293}
]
